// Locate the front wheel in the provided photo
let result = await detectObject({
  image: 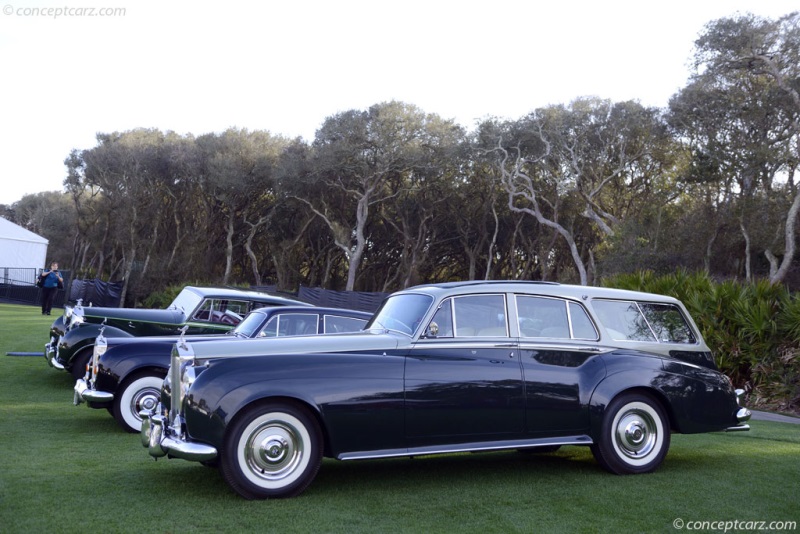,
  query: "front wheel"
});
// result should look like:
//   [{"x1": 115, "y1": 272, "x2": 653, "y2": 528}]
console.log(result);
[
  {"x1": 220, "y1": 402, "x2": 322, "y2": 499},
  {"x1": 113, "y1": 373, "x2": 165, "y2": 433},
  {"x1": 69, "y1": 349, "x2": 92, "y2": 380},
  {"x1": 591, "y1": 393, "x2": 670, "y2": 474}
]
